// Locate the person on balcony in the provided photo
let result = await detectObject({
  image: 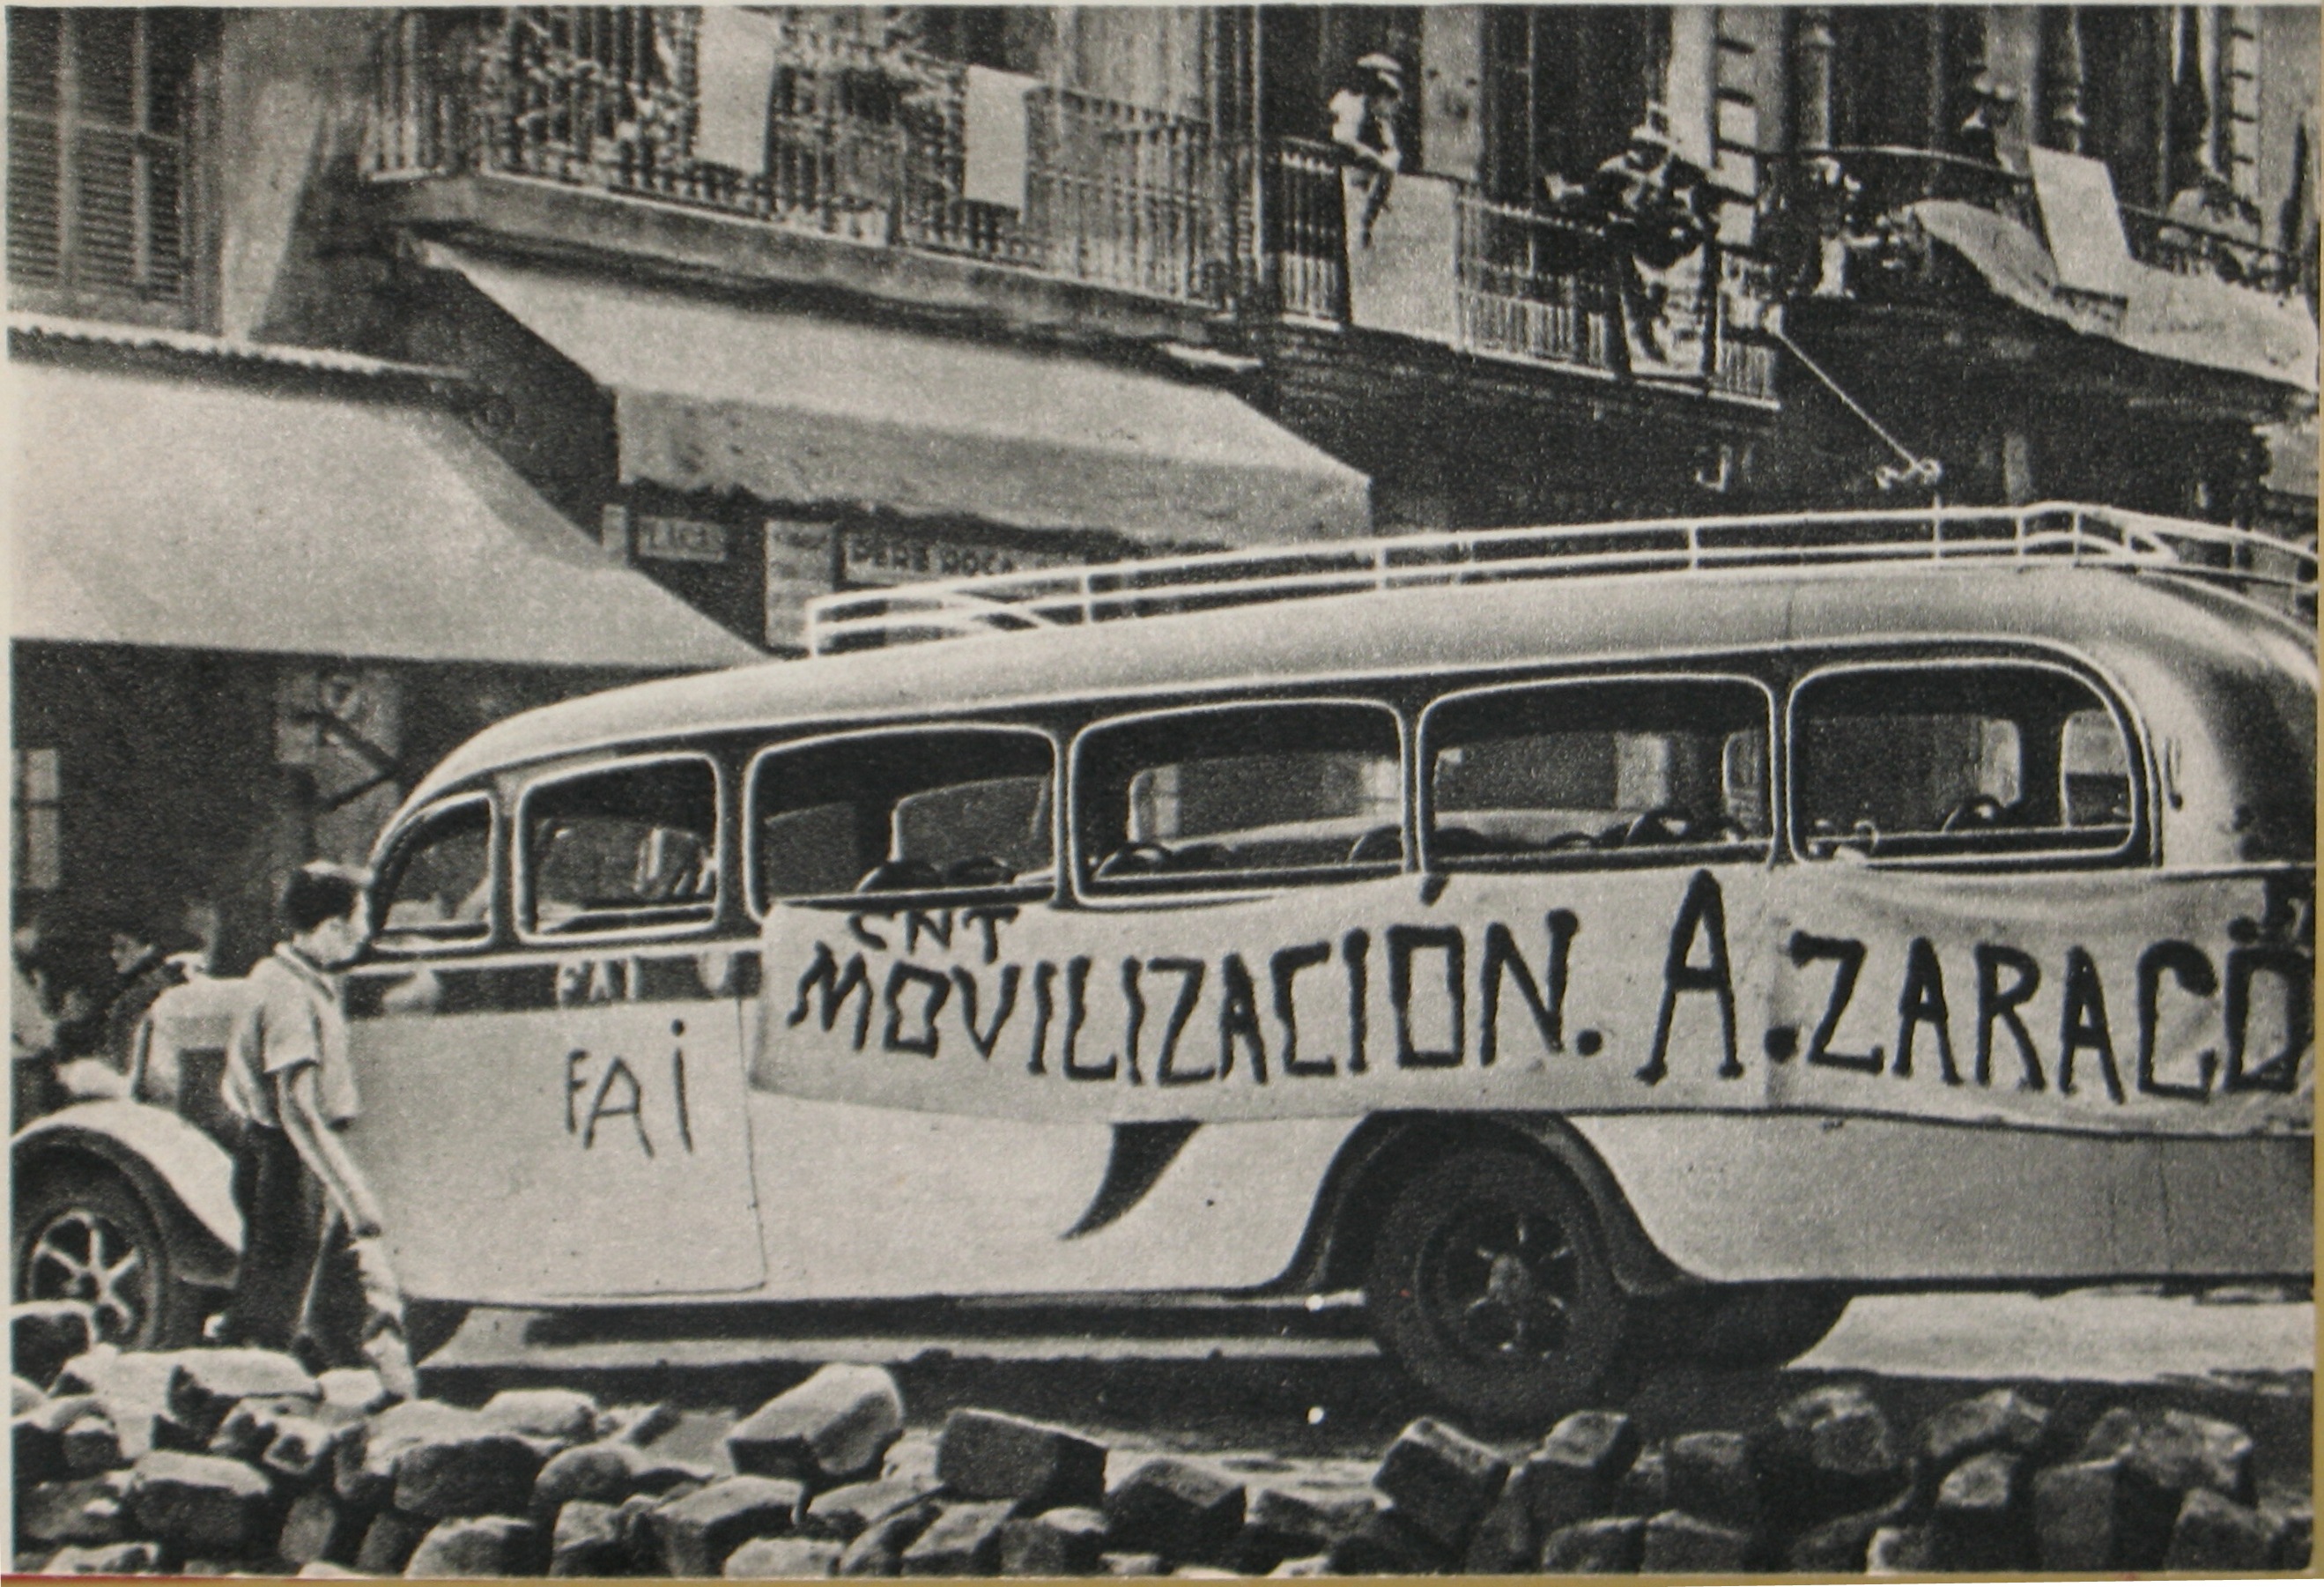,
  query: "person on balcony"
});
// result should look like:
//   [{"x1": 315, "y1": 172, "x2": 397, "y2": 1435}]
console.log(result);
[{"x1": 1329, "y1": 54, "x2": 1405, "y2": 243}]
